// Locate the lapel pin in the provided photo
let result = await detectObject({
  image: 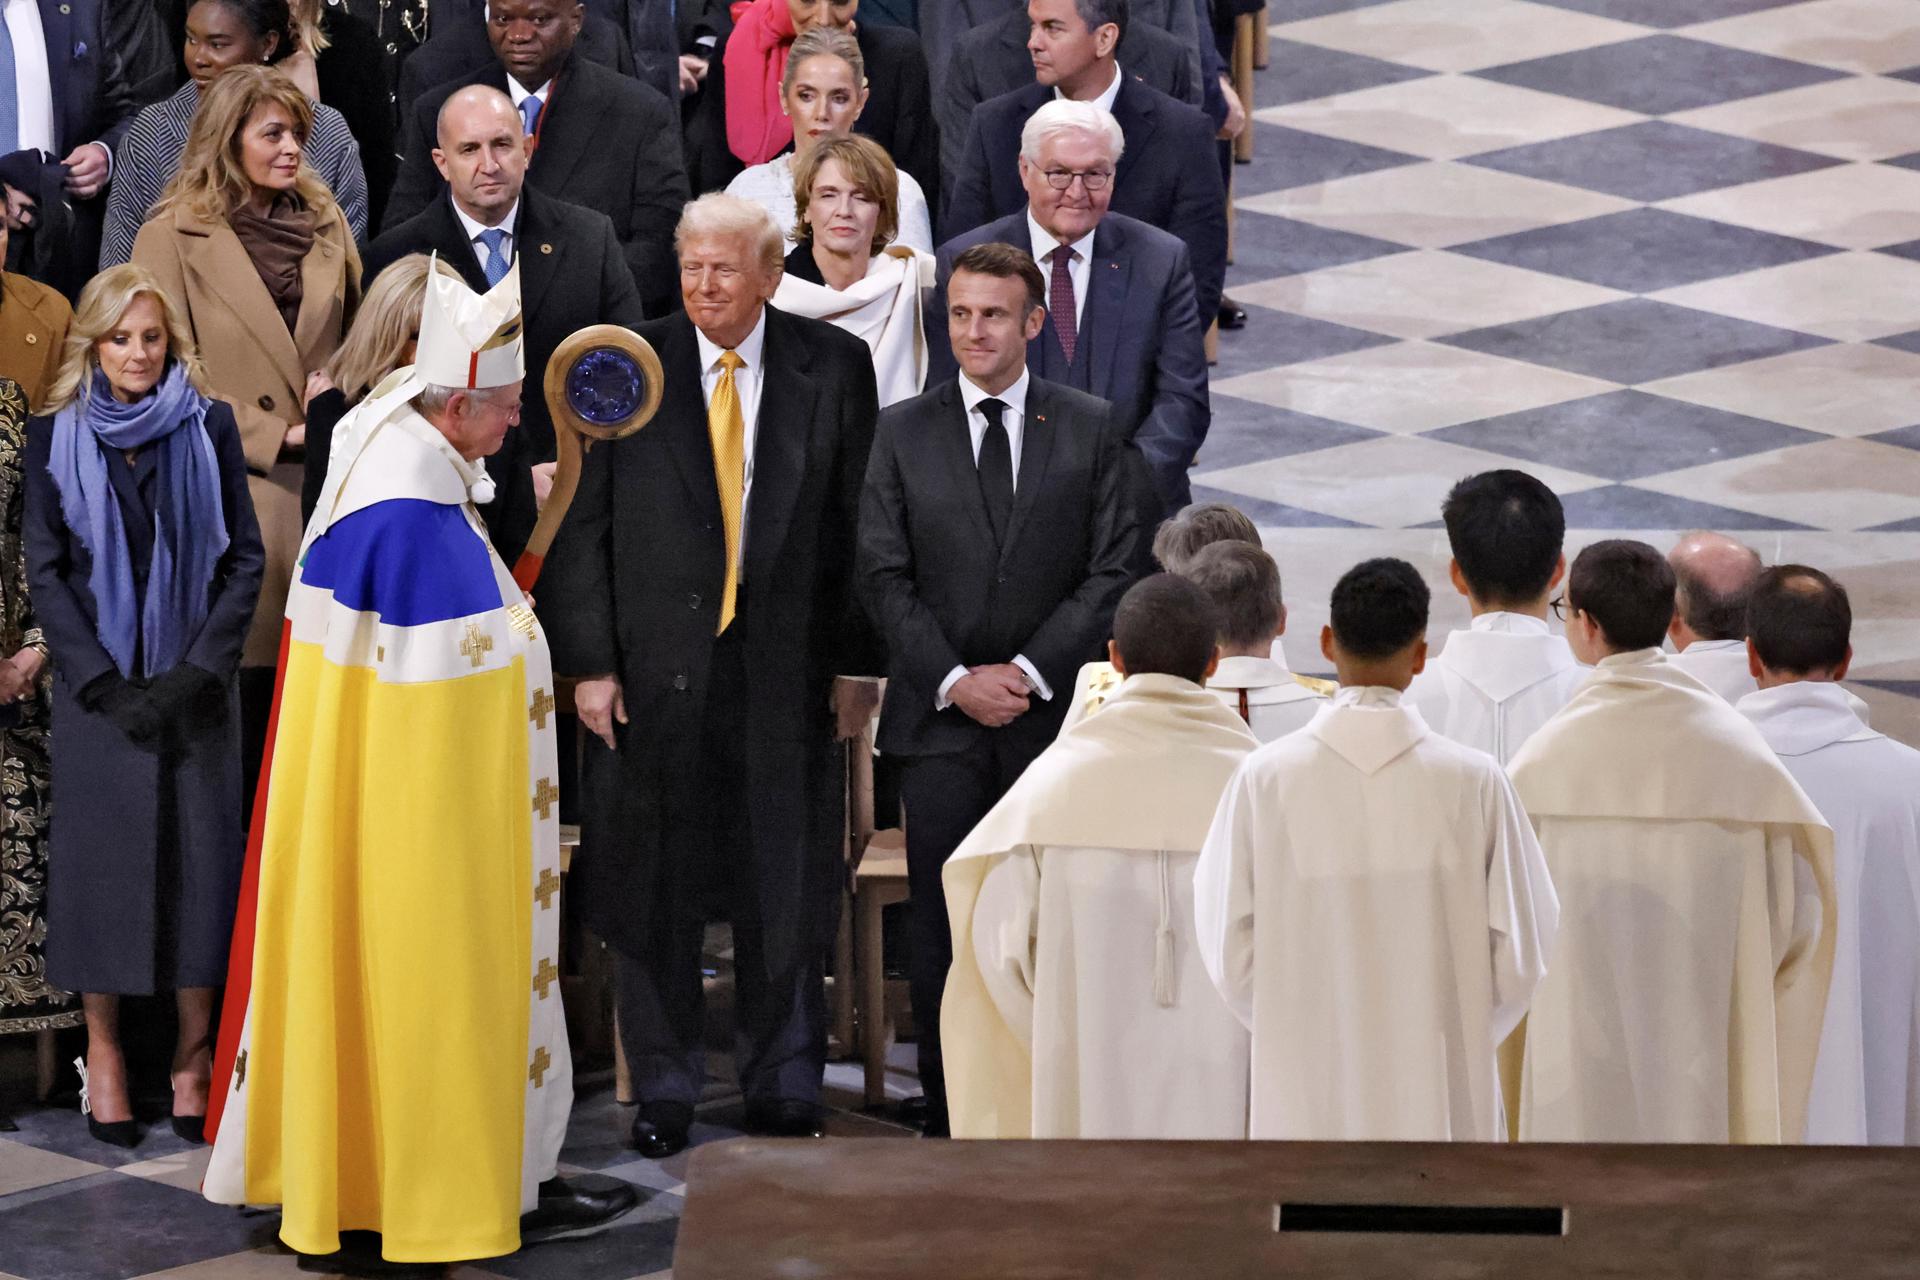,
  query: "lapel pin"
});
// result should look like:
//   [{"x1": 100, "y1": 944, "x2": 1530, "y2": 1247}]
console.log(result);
[{"x1": 540, "y1": 243, "x2": 553, "y2": 254}]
